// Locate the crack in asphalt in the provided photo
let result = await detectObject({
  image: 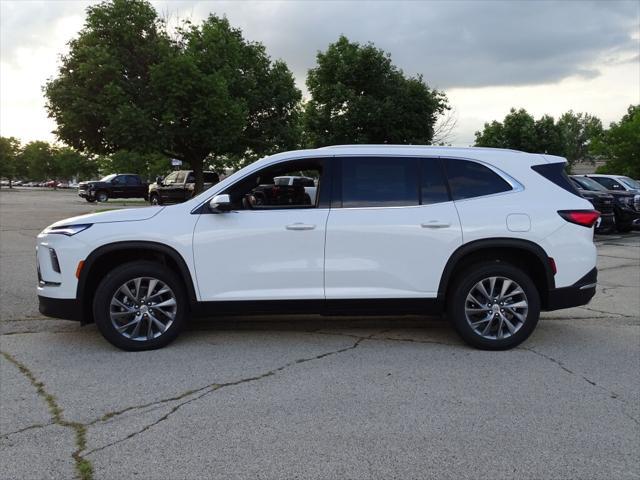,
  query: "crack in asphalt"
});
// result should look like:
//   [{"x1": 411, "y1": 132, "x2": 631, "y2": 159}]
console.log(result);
[
  {"x1": 309, "y1": 329, "x2": 460, "y2": 347},
  {"x1": 522, "y1": 347, "x2": 640, "y2": 426},
  {"x1": 0, "y1": 351, "x2": 93, "y2": 480},
  {"x1": 82, "y1": 331, "x2": 381, "y2": 457},
  {"x1": 1, "y1": 421, "x2": 54, "y2": 438},
  {"x1": 577, "y1": 306, "x2": 638, "y2": 319}
]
